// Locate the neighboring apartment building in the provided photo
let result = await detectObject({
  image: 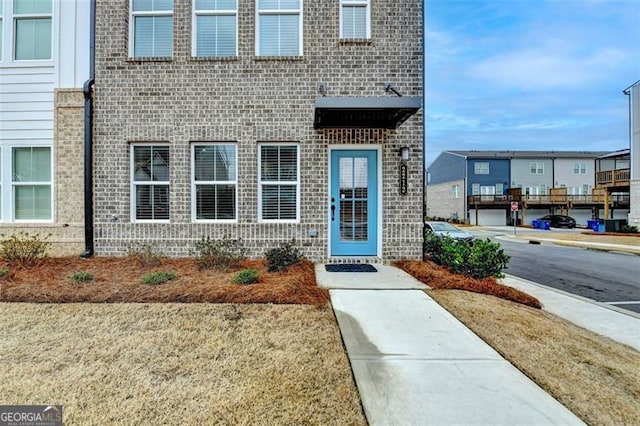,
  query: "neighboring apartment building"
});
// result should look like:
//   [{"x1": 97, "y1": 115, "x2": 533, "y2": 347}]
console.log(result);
[
  {"x1": 0, "y1": 0, "x2": 90, "y2": 254},
  {"x1": 626, "y1": 81, "x2": 640, "y2": 227},
  {"x1": 92, "y1": 0, "x2": 423, "y2": 261},
  {"x1": 426, "y1": 150, "x2": 626, "y2": 226}
]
